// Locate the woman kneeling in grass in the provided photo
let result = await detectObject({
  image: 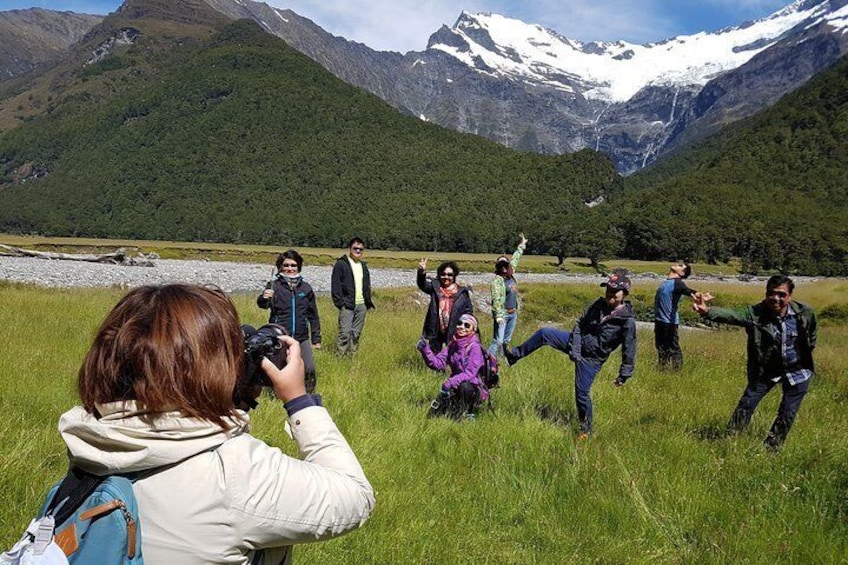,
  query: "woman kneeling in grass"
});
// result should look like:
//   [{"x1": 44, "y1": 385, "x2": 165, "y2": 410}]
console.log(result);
[{"x1": 418, "y1": 314, "x2": 489, "y2": 420}]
